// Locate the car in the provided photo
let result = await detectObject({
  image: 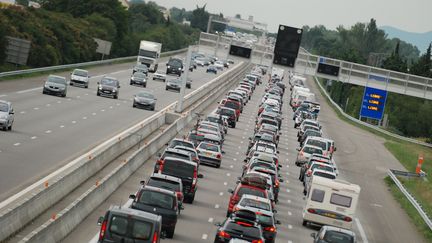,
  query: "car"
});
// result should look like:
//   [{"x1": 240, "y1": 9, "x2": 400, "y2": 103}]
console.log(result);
[
  {"x1": 214, "y1": 61, "x2": 225, "y2": 70},
  {"x1": 227, "y1": 174, "x2": 269, "y2": 216},
  {"x1": 310, "y1": 225, "x2": 356, "y2": 243},
  {"x1": 166, "y1": 138, "x2": 195, "y2": 150},
  {"x1": 133, "y1": 63, "x2": 149, "y2": 74},
  {"x1": 194, "y1": 57, "x2": 207, "y2": 66},
  {"x1": 97, "y1": 76, "x2": 120, "y2": 99},
  {"x1": 165, "y1": 78, "x2": 182, "y2": 92},
  {"x1": 216, "y1": 107, "x2": 237, "y2": 128},
  {"x1": 133, "y1": 91, "x2": 156, "y2": 110},
  {"x1": 206, "y1": 65, "x2": 217, "y2": 74},
  {"x1": 295, "y1": 145, "x2": 324, "y2": 166},
  {"x1": 129, "y1": 185, "x2": 180, "y2": 238},
  {"x1": 227, "y1": 59, "x2": 235, "y2": 64},
  {"x1": 153, "y1": 71, "x2": 167, "y2": 82},
  {"x1": 205, "y1": 113, "x2": 228, "y2": 134},
  {"x1": 156, "y1": 157, "x2": 203, "y2": 203},
  {"x1": 195, "y1": 141, "x2": 223, "y2": 168},
  {"x1": 220, "y1": 99, "x2": 242, "y2": 119},
  {"x1": 154, "y1": 148, "x2": 194, "y2": 172},
  {"x1": 299, "y1": 129, "x2": 322, "y2": 145},
  {"x1": 97, "y1": 205, "x2": 164, "y2": 243},
  {"x1": 166, "y1": 57, "x2": 183, "y2": 76},
  {"x1": 214, "y1": 210, "x2": 265, "y2": 243},
  {"x1": 0, "y1": 100, "x2": 14, "y2": 131},
  {"x1": 145, "y1": 173, "x2": 184, "y2": 206},
  {"x1": 130, "y1": 72, "x2": 147, "y2": 87},
  {"x1": 42, "y1": 75, "x2": 68, "y2": 97},
  {"x1": 70, "y1": 69, "x2": 90, "y2": 88},
  {"x1": 173, "y1": 145, "x2": 200, "y2": 166}
]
